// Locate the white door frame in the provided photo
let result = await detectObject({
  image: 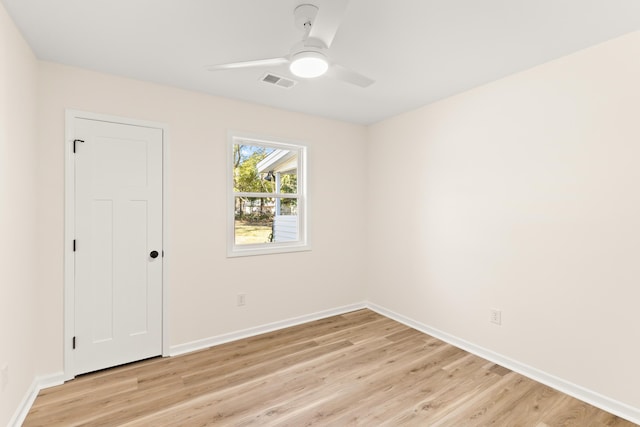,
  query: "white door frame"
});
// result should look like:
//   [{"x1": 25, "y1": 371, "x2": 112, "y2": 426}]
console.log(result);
[{"x1": 63, "y1": 109, "x2": 170, "y2": 380}]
